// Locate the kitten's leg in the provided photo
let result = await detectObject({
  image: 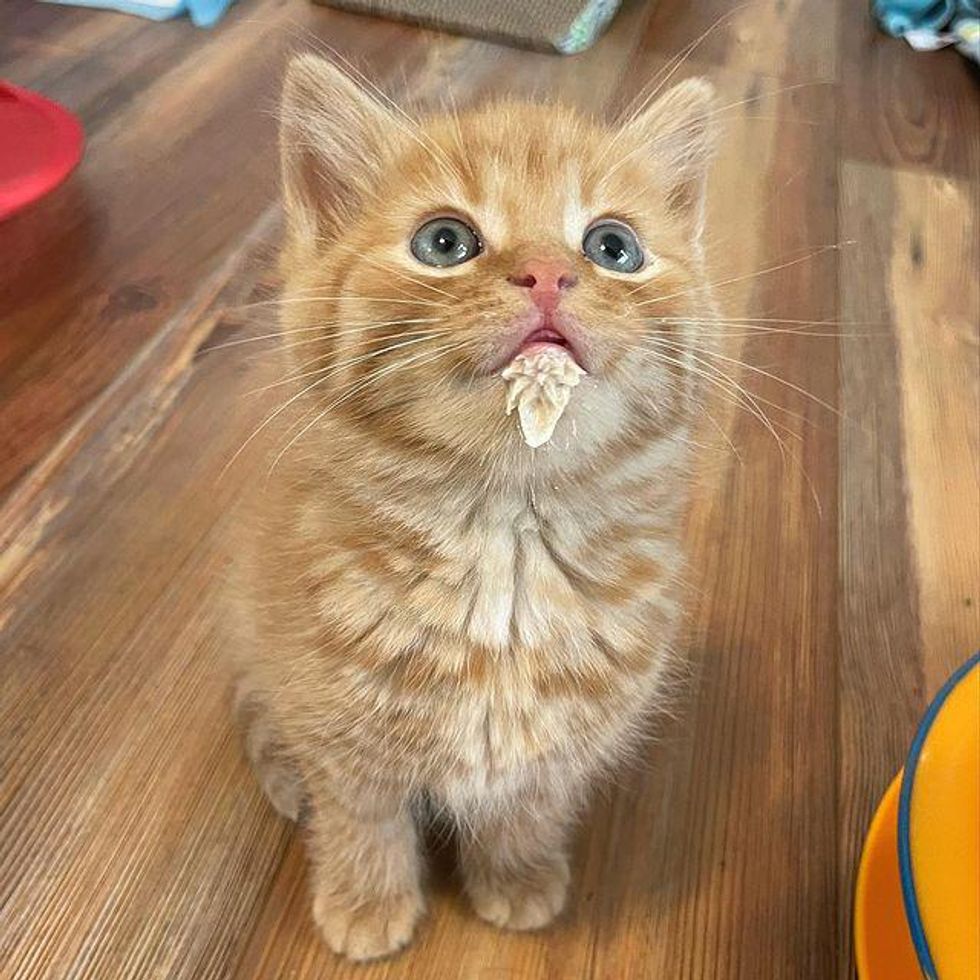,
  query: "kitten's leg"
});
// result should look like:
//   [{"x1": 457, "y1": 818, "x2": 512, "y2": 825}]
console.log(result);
[
  {"x1": 234, "y1": 683, "x2": 305, "y2": 821},
  {"x1": 460, "y1": 789, "x2": 574, "y2": 931},
  {"x1": 307, "y1": 779, "x2": 425, "y2": 961}
]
